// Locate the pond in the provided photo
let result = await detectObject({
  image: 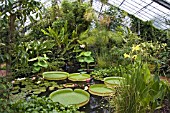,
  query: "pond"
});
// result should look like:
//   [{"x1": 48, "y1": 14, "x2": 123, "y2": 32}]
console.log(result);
[
  {"x1": 11, "y1": 76, "x2": 114, "y2": 113},
  {"x1": 42, "y1": 79, "x2": 113, "y2": 113}
]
